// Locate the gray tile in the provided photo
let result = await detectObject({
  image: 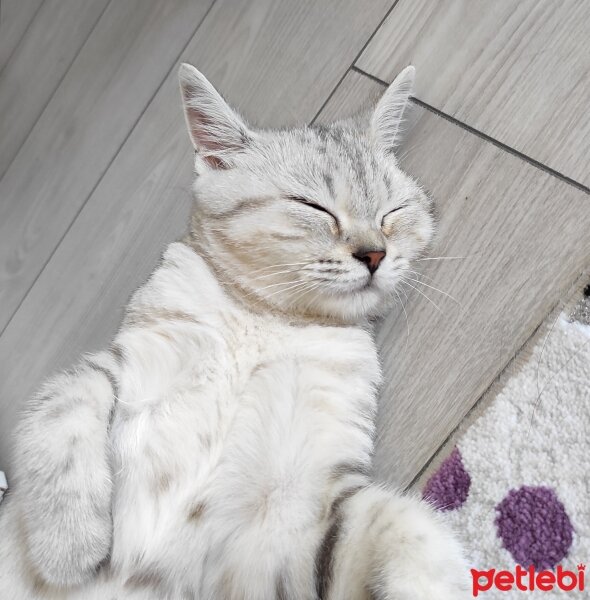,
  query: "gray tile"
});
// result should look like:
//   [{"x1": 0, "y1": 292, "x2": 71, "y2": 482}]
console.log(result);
[{"x1": 357, "y1": 0, "x2": 590, "y2": 186}]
